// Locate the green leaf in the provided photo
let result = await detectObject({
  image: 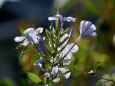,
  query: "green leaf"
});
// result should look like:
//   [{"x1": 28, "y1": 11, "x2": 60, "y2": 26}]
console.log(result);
[
  {"x1": 20, "y1": 47, "x2": 31, "y2": 58},
  {"x1": 31, "y1": 54, "x2": 41, "y2": 64},
  {"x1": 0, "y1": 79, "x2": 14, "y2": 86},
  {"x1": 27, "y1": 72, "x2": 41, "y2": 83}
]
